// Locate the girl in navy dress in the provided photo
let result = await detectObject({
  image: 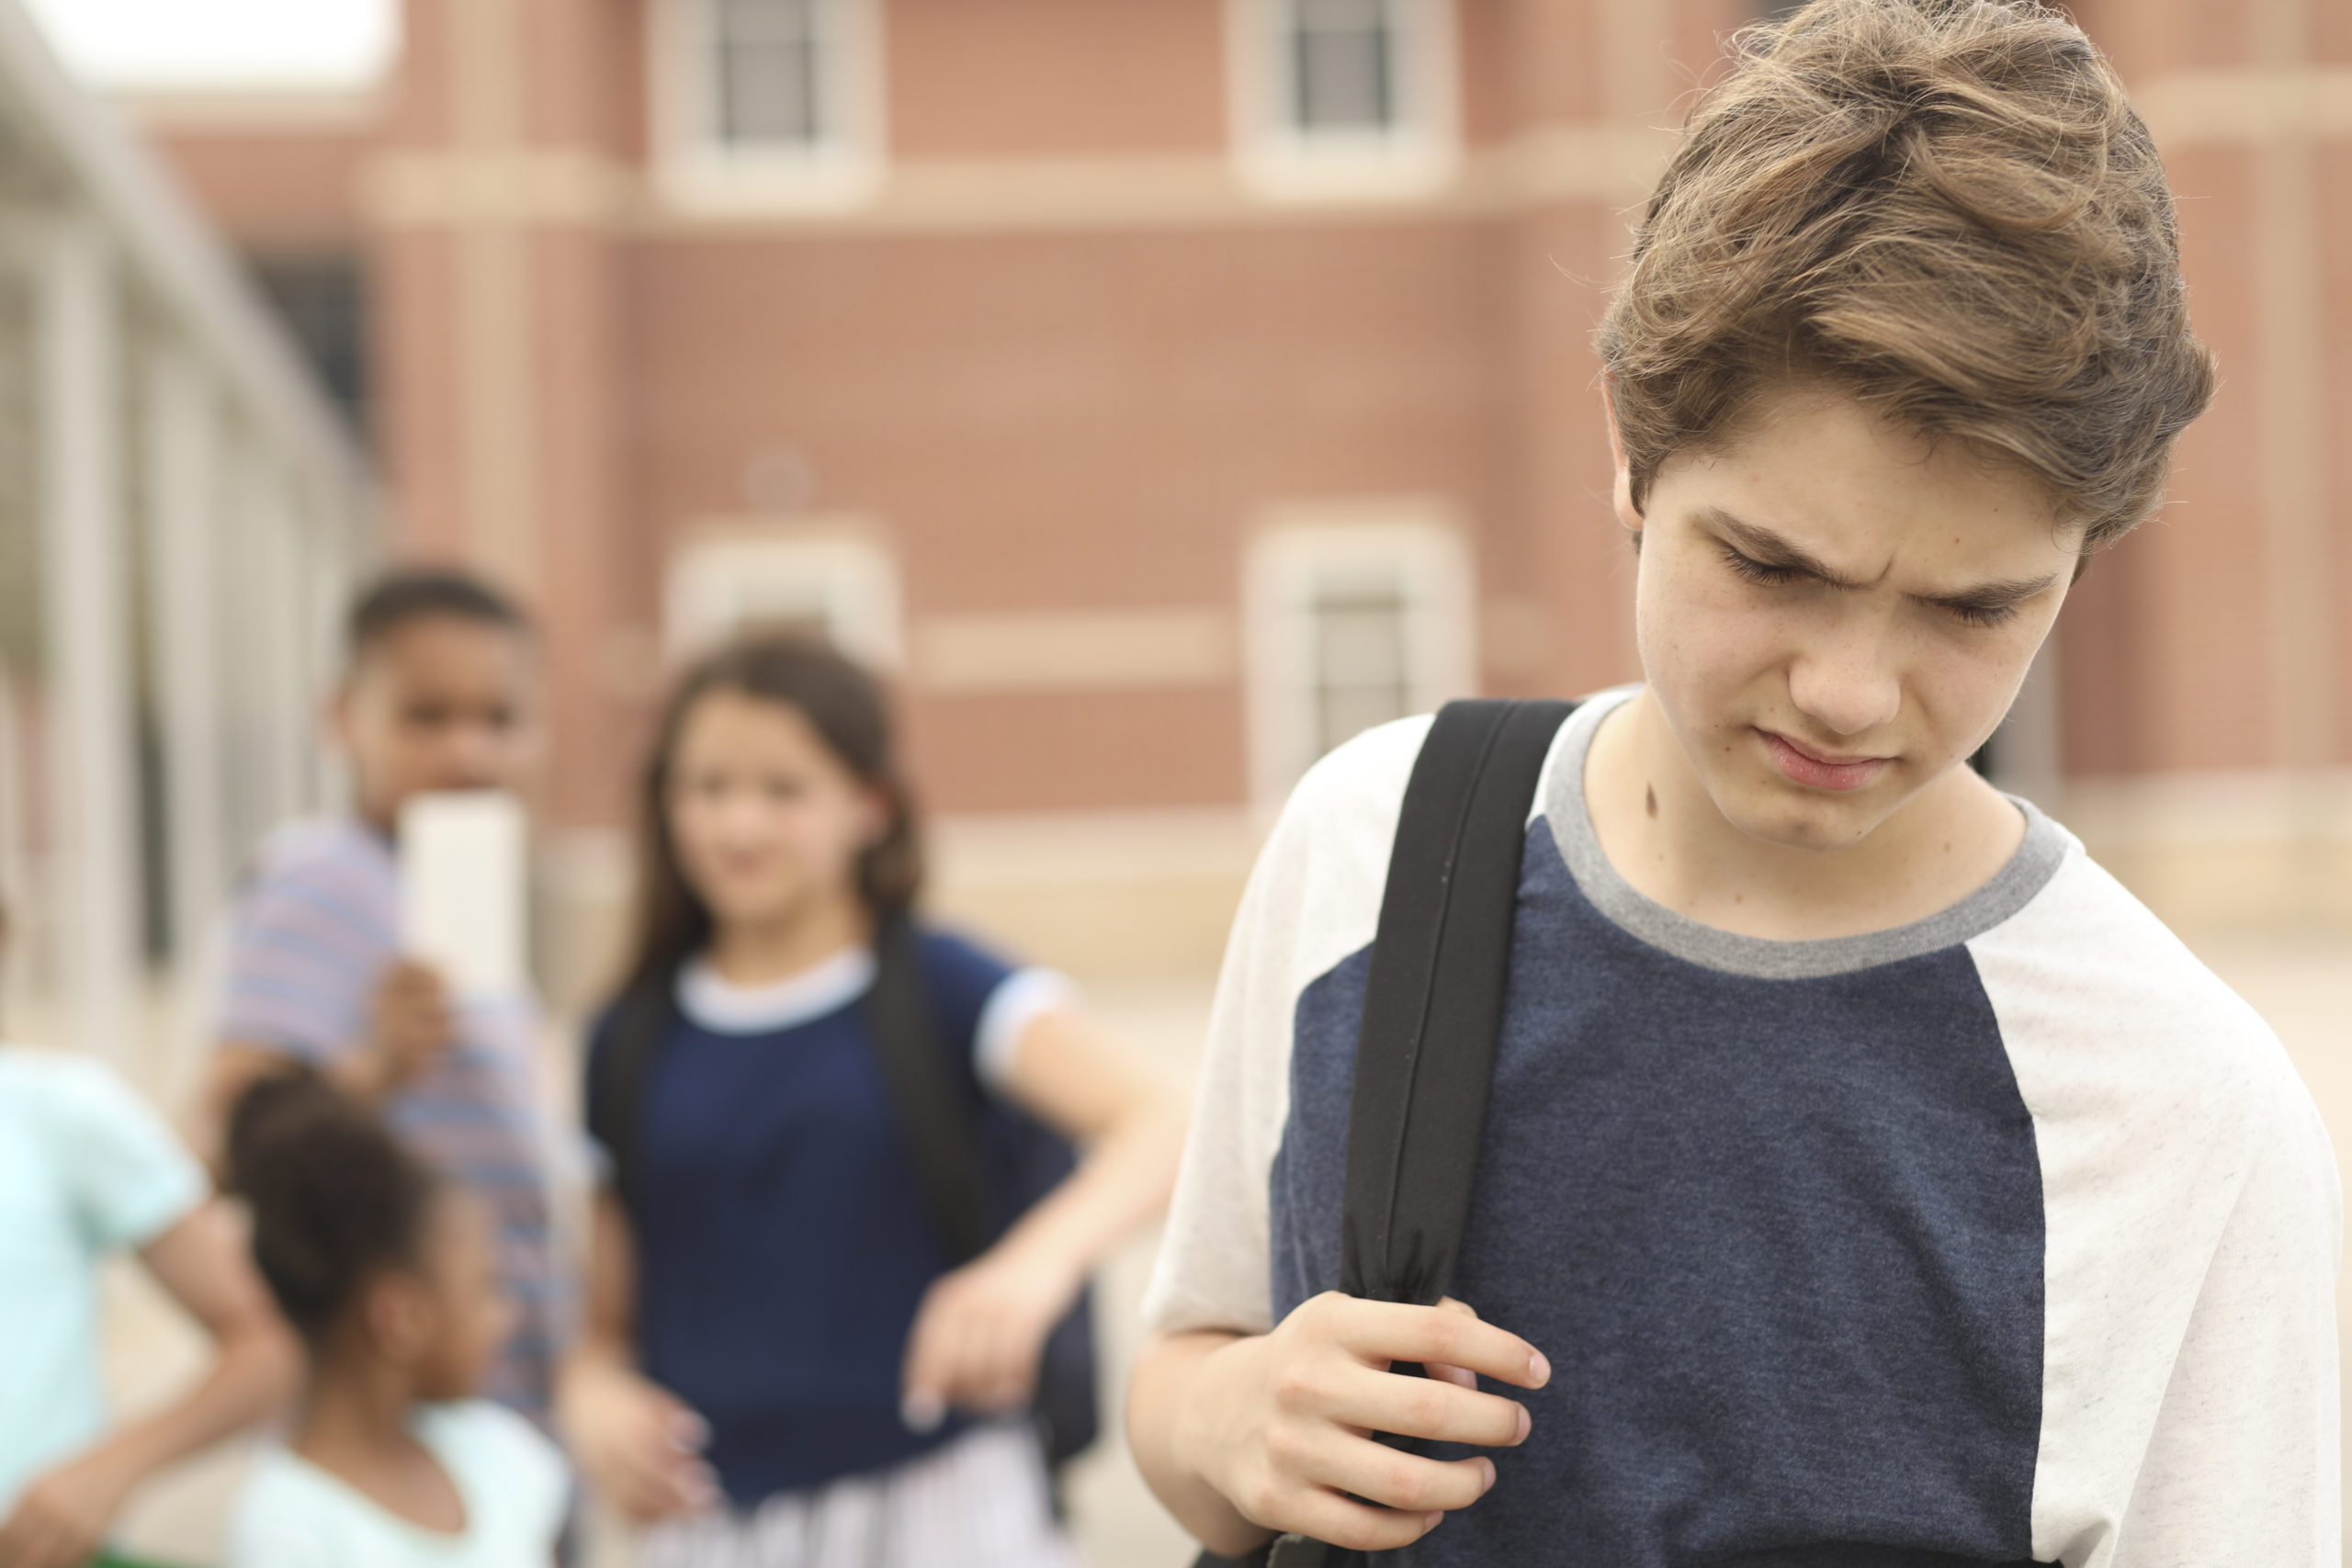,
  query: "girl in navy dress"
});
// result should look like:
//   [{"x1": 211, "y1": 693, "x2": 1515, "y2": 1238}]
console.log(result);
[{"x1": 559, "y1": 635, "x2": 1185, "y2": 1567}]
